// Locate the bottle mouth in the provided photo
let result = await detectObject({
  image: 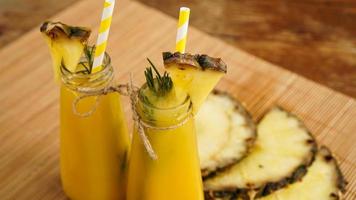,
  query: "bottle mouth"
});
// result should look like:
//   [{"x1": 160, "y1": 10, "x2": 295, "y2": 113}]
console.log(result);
[
  {"x1": 60, "y1": 48, "x2": 113, "y2": 91},
  {"x1": 138, "y1": 83, "x2": 192, "y2": 111},
  {"x1": 60, "y1": 46, "x2": 111, "y2": 78},
  {"x1": 60, "y1": 56, "x2": 111, "y2": 78},
  {"x1": 137, "y1": 85, "x2": 193, "y2": 127}
]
